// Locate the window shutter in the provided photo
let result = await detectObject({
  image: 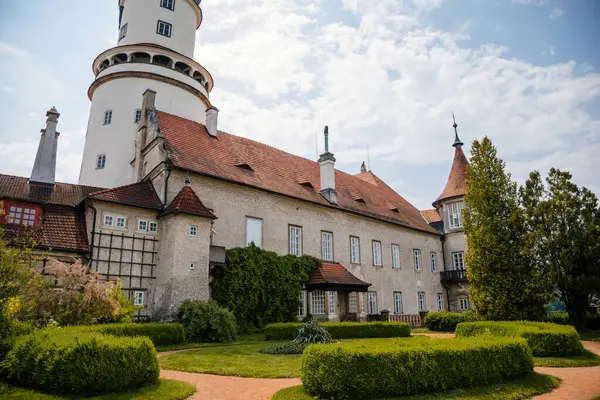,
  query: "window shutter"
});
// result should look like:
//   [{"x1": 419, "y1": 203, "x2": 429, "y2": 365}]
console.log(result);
[{"x1": 246, "y1": 218, "x2": 262, "y2": 248}]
